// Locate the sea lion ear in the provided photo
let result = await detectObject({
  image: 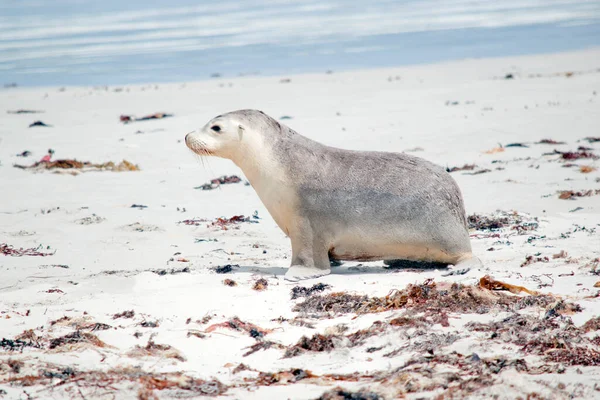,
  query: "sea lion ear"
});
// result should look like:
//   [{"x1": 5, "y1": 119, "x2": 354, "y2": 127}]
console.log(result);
[{"x1": 238, "y1": 125, "x2": 244, "y2": 140}]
